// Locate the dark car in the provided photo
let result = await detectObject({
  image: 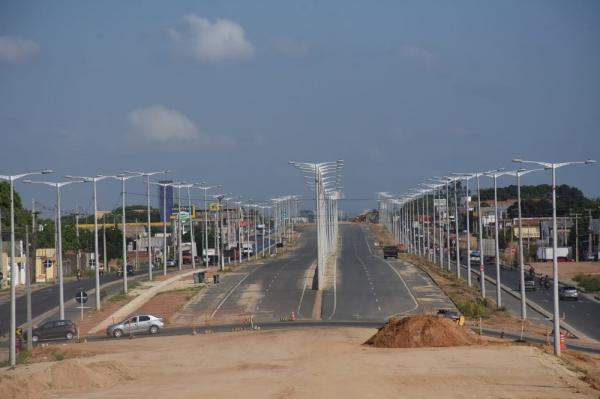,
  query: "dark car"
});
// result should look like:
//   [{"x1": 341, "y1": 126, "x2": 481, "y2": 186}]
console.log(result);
[
  {"x1": 166, "y1": 259, "x2": 178, "y2": 268},
  {"x1": 117, "y1": 265, "x2": 134, "y2": 277},
  {"x1": 27, "y1": 319, "x2": 77, "y2": 343},
  {"x1": 383, "y1": 246, "x2": 399, "y2": 259},
  {"x1": 520, "y1": 275, "x2": 536, "y2": 291}
]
